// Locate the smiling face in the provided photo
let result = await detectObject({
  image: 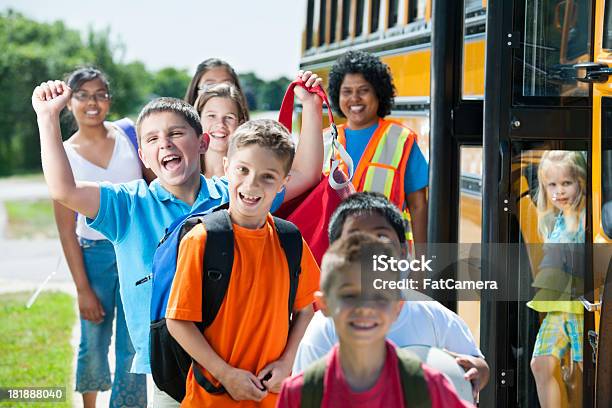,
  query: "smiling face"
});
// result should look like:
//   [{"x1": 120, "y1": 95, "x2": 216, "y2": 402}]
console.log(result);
[
  {"x1": 224, "y1": 144, "x2": 289, "y2": 229},
  {"x1": 200, "y1": 96, "x2": 240, "y2": 154},
  {"x1": 318, "y1": 261, "x2": 402, "y2": 346},
  {"x1": 339, "y1": 73, "x2": 380, "y2": 130},
  {"x1": 544, "y1": 164, "x2": 580, "y2": 213},
  {"x1": 138, "y1": 111, "x2": 206, "y2": 188},
  {"x1": 67, "y1": 78, "x2": 110, "y2": 127}
]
